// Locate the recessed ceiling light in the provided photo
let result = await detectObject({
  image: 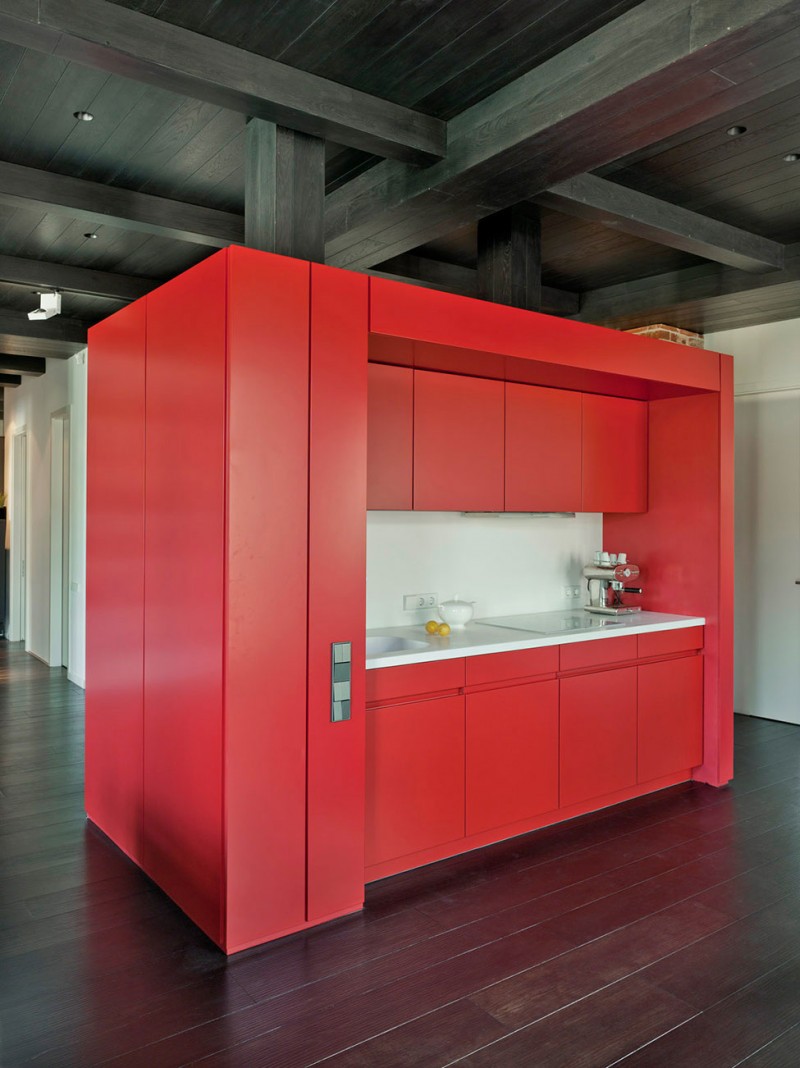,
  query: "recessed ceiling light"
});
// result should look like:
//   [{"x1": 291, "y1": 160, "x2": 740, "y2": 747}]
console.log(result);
[
  {"x1": 726, "y1": 125, "x2": 747, "y2": 137},
  {"x1": 73, "y1": 110, "x2": 94, "y2": 122},
  {"x1": 83, "y1": 232, "x2": 98, "y2": 240},
  {"x1": 784, "y1": 152, "x2": 800, "y2": 162}
]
